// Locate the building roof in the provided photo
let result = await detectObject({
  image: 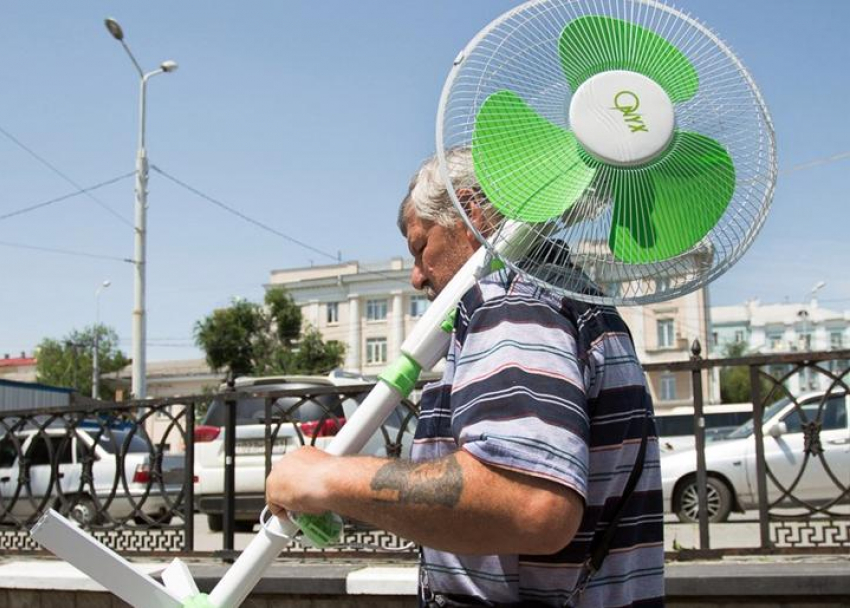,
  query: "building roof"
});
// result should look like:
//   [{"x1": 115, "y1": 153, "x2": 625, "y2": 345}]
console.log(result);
[
  {"x1": 116, "y1": 358, "x2": 216, "y2": 380},
  {"x1": 0, "y1": 356, "x2": 36, "y2": 368},
  {"x1": 712, "y1": 299, "x2": 849, "y2": 326},
  {"x1": 0, "y1": 378, "x2": 72, "y2": 394}
]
